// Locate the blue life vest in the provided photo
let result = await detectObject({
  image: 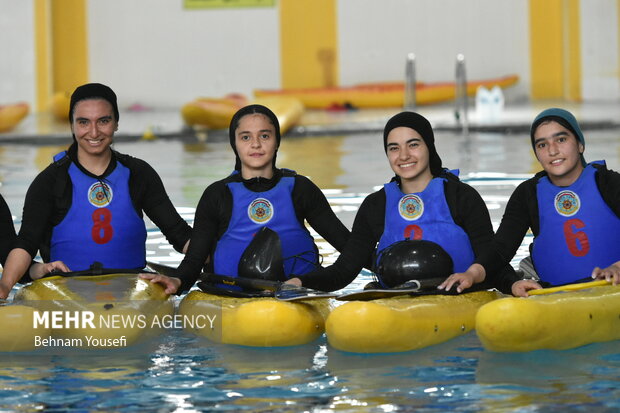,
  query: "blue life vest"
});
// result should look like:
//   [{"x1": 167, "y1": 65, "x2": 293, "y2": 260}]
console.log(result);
[
  {"x1": 213, "y1": 173, "x2": 318, "y2": 278},
  {"x1": 50, "y1": 152, "x2": 147, "y2": 271},
  {"x1": 532, "y1": 162, "x2": 620, "y2": 285},
  {"x1": 376, "y1": 176, "x2": 475, "y2": 273}
]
